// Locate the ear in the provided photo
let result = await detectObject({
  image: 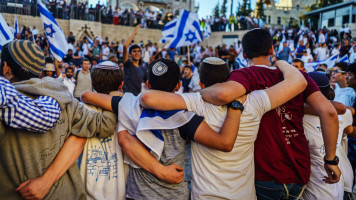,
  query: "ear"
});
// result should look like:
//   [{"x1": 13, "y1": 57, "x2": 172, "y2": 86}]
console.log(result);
[
  {"x1": 199, "y1": 82, "x2": 205, "y2": 89},
  {"x1": 147, "y1": 80, "x2": 152, "y2": 89},
  {"x1": 3, "y1": 61, "x2": 14, "y2": 80},
  {"x1": 118, "y1": 81, "x2": 124, "y2": 91},
  {"x1": 269, "y1": 45, "x2": 274, "y2": 56},
  {"x1": 243, "y1": 52, "x2": 247, "y2": 59},
  {"x1": 174, "y1": 81, "x2": 181, "y2": 92}
]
